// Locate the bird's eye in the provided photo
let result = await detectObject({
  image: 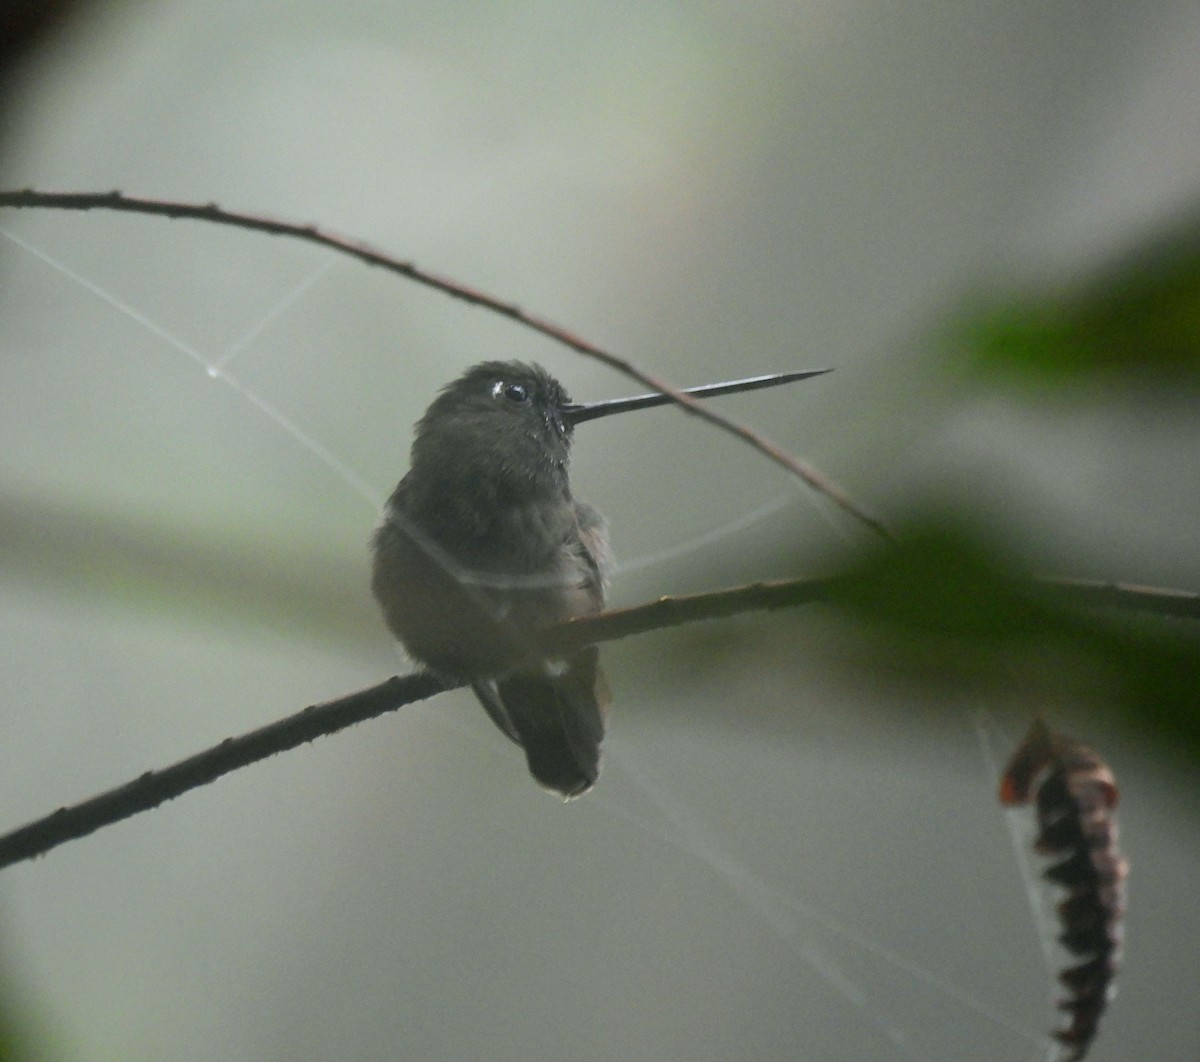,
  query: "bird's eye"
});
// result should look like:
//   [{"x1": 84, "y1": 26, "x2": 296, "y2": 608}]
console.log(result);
[{"x1": 493, "y1": 381, "x2": 530, "y2": 403}]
